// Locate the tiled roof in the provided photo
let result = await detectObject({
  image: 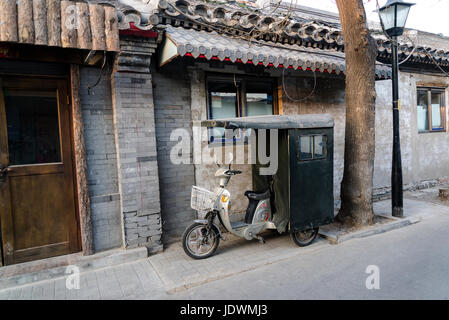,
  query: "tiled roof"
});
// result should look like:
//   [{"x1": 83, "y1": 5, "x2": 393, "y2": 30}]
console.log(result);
[
  {"x1": 117, "y1": 0, "x2": 449, "y2": 69},
  {"x1": 160, "y1": 0, "x2": 345, "y2": 47},
  {"x1": 117, "y1": 0, "x2": 163, "y2": 30},
  {"x1": 117, "y1": 0, "x2": 344, "y2": 48},
  {"x1": 162, "y1": 26, "x2": 392, "y2": 79}
]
